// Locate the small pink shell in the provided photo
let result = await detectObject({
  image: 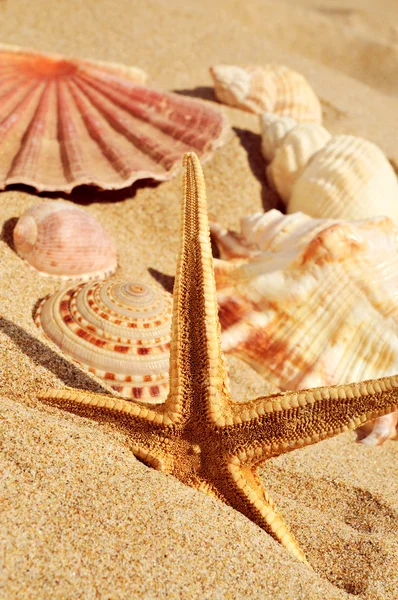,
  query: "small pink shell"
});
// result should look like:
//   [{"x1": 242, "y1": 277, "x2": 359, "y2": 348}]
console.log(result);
[{"x1": 13, "y1": 201, "x2": 117, "y2": 281}]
